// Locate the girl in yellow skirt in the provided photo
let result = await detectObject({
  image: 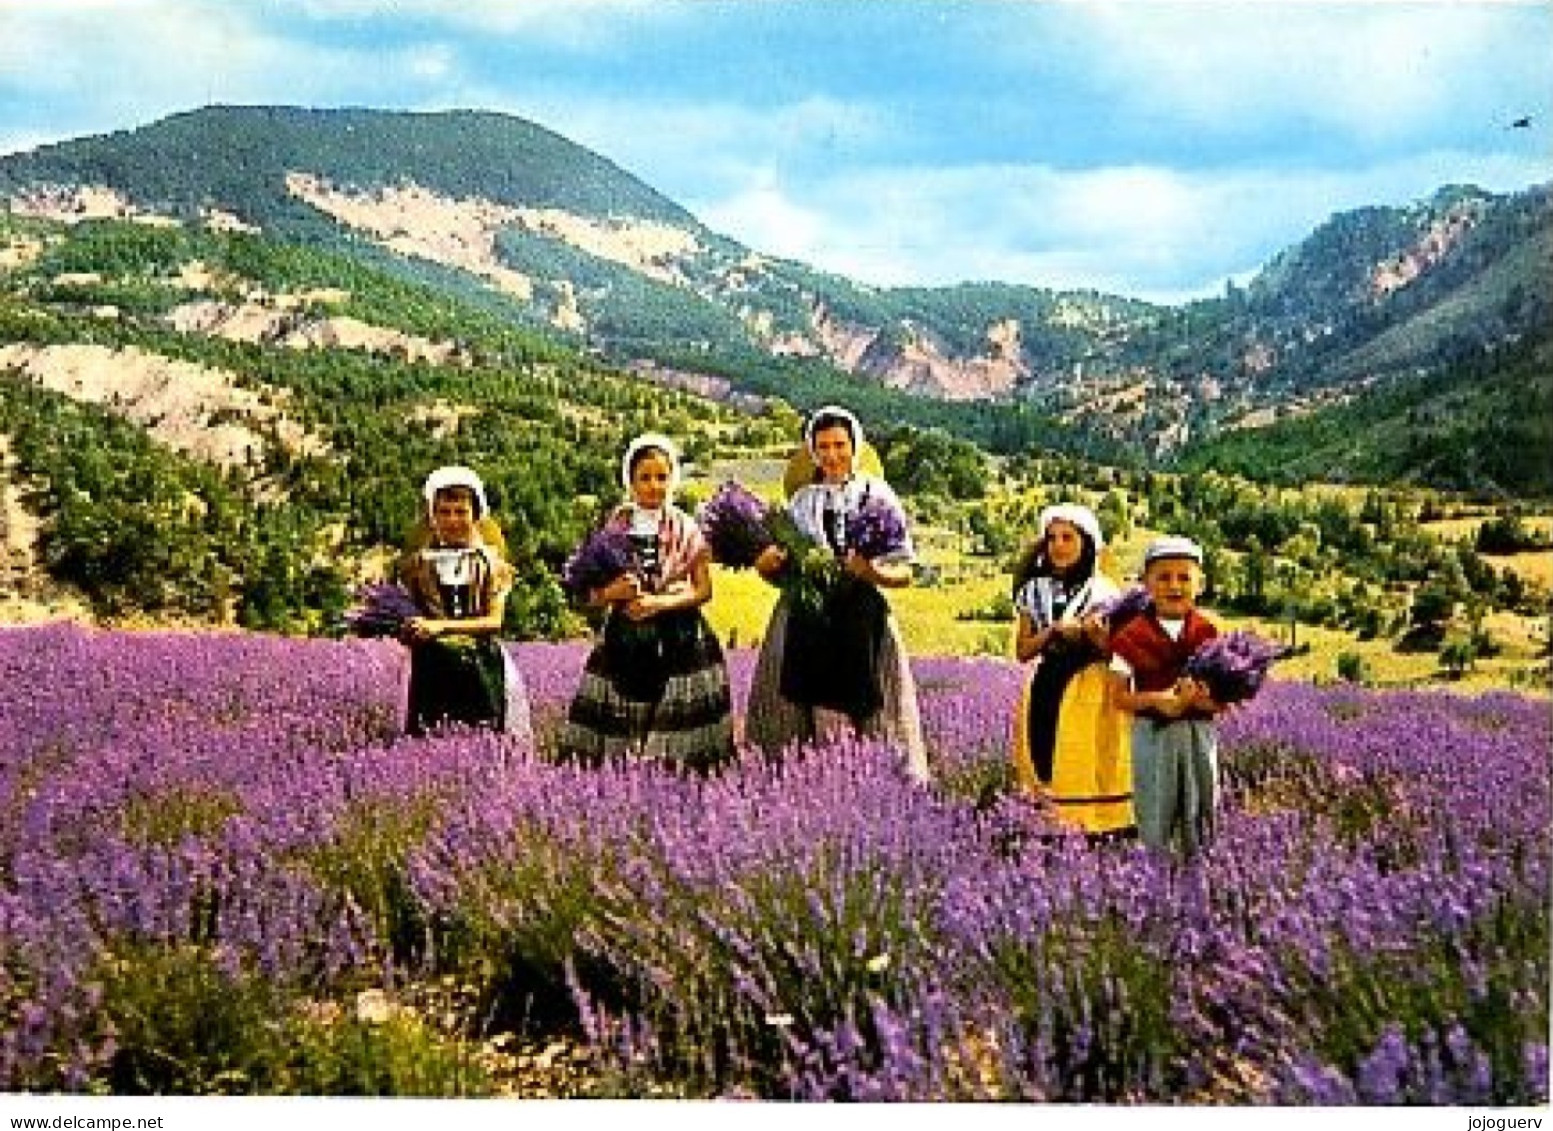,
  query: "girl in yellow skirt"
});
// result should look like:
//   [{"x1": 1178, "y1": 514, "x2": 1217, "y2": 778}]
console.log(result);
[{"x1": 1011, "y1": 504, "x2": 1133, "y2": 836}]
